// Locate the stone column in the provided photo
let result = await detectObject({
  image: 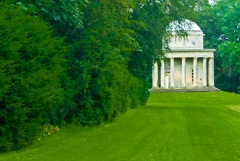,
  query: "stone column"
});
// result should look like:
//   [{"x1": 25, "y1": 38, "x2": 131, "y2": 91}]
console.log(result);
[
  {"x1": 193, "y1": 57, "x2": 198, "y2": 87},
  {"x1": 182, "y1": 57, "x2": 186, "y2": 87},
  {"x1": 170, "y1": 58, "x2": 174, "y2": 88},
  {"x1": 203, "y1": 58, "x2": 207, "y2": 87},
  {"x1": 161, "y1": 60, "x2": 165, "y2": 88},
  {"x1": 208, "y1": 58, "x2": 214, "y2": 87},
  {"x1": 152, "y1": 62, "x2": 159, "y2": 88}
]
